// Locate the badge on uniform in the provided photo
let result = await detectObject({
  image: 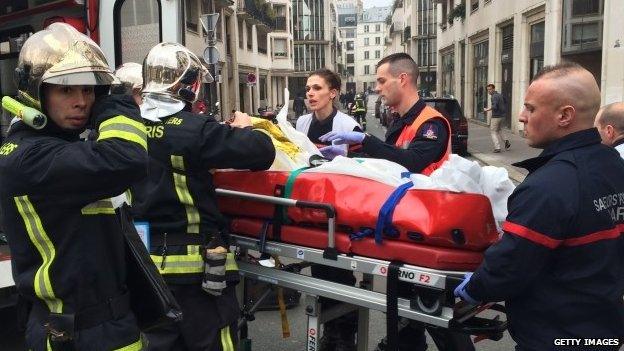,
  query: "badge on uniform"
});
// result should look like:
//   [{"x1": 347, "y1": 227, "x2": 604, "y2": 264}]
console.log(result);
[
  {"x1": 421, "y1": 124, "x2": 438, "y2": 140},
  {"x1": 134, "y1": 221, "x2": 150, "y2": 249}
]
